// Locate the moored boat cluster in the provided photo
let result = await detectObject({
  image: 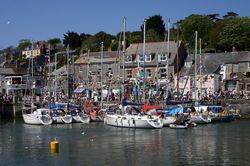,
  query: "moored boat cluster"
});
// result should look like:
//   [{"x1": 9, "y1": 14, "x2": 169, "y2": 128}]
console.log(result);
[{"x1": 22, "y1": 100, "x2": 241, "y2": 129}]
